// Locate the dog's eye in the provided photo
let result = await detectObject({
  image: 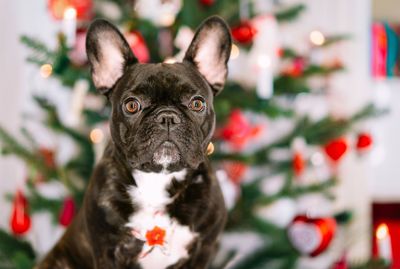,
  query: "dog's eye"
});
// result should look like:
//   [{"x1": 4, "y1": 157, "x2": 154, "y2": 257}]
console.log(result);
[
  {"x1": 189, "y1": 97, "x2": 206, "y2": 112},
  {"x1": 124, "y1": 98, "x2": 141, "y2": 114}
]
